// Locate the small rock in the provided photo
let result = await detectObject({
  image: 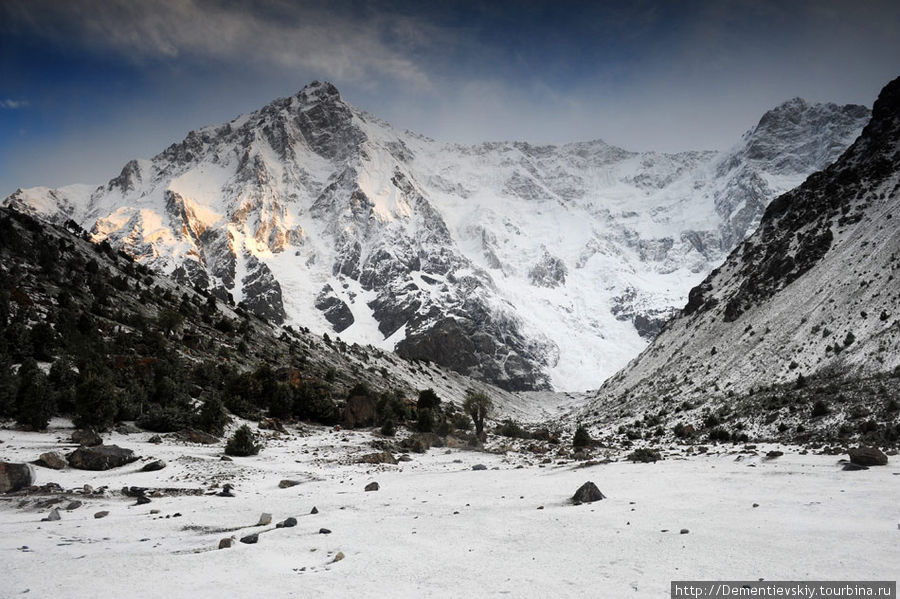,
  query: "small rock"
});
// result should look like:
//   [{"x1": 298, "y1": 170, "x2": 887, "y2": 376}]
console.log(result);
[
  {"x1": 115, "y1": 423, "x2": 142, "y2": 435},
  {"x1": 357, "y1": 452, "x2": 398, "y2": 465},
  {"x1": 218, "y1": 537, "x2": 234, "y2": 549},
  {"x1": 332, "y1": 551, "x2": 345, "y2": 563},
  {"x1": 148, "y1": 435, "x2": 163, "y2": 444},
  {"x1": 0, "y1": 462, "x2": 36, "y2": 493},
  {"x1": 537, "y1": 506, "x2": 544, "y2": 510},
  {"x1": 842, "y1": 462, "x2": 869, "y2": 471},
  {"x1": 94, "y1": 511, "x2": 109, "y2": 519},
  {"x1": 173, "y1": 429, "x2": 219, "y2": 445},
  {"x1": 43, "y1": 508, "x2": 61, "y2": 521},
  {"x1": 65, "y1": 500, "x2": 82, "y2": 511},
  {"x1": 848, "y1": 446, "x2": 888, "y2": 467},
  {"x1": 220, "y1": 456, "x2": 232, "y2": 462},
  {"x1": 280, "y1": 517, "x2": 297, "y2": 528},
  {"x1": 279, "y1": 479, "x2": 301, "y2": 489},
  {"x1": 257, "y1": 513, "x2": 272, "y2": 526},
  {"x1": 571, "y1": 481, "x2": 605, "y2": 504},
  {"x1": 141, "y1": 460, "x2": 166, "y2": 472},
  {"x1": 135, "y1": 496, "x2": 151, "y2": 505},
  {"x1": 37, "y1": 452, "x2": 67, "y2": 470},
  {"x1": 319, "y1": 528, "x2": 331, "y2": 535},
  {"x1": 752, "y1": 503, "x2": 760, "y2": 508},
  {"x1": 71, "y1": 429, "x2": 102, "y2": 447},
  {"x1": 83, "y1": 484, "x2": 93, "y2": 494},
  {"x1": 365, "y1": 482, "x2": 379, "y2": 492},
  {"x1": 398, "y1": 455, "x2": 412, "y2": 462},
  {"x1": 472, "y1": 464, "x2": 488, "y2": 471},
  {"x1": 765, "y1": 450, "x2": 784, "y2": 459},
  {"x1": 240, "y1": 533, "x2": 259, "y2": 544},
  {"x1": 680, "y1": 529, "x2": 690, "y2": 534},
  {"x1": 310, "y1": 506, "x2": 319, "y2": 514},
  {"x1": 217, "y1": 484, "x2": 234, "y2": 497},
  {"x1": 150, "y1": 509, "x2": 160, "y2": 514}
]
